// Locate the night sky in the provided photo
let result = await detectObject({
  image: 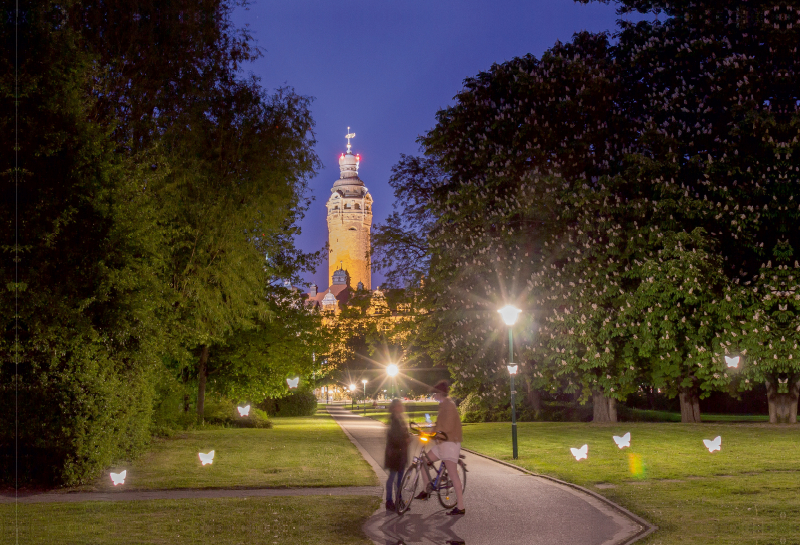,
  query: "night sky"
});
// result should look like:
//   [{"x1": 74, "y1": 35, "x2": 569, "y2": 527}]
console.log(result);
[{"x1": 230, "y1": 1, "x2": 649, "y2": 288}]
